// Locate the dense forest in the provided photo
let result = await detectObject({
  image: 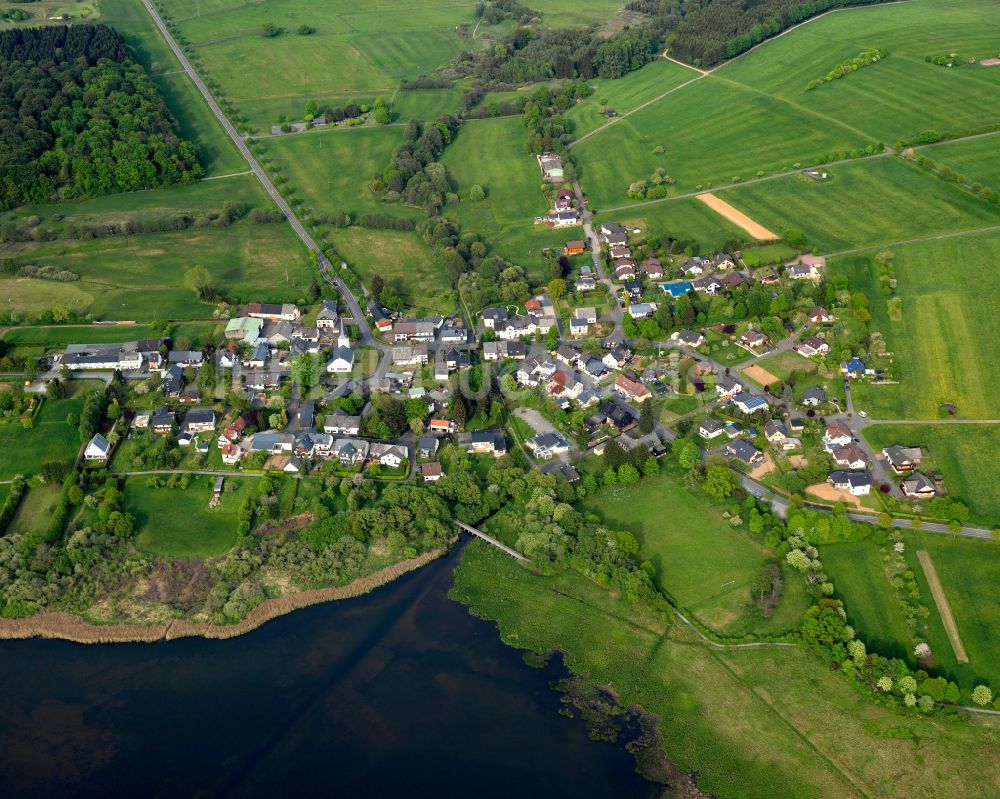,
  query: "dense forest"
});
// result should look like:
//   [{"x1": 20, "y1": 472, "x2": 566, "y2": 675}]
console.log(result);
[{"x1": 0, "y1": 25, "x2": 202, "y2": 210}]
